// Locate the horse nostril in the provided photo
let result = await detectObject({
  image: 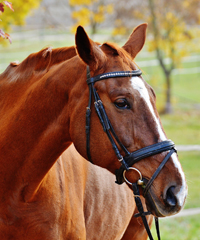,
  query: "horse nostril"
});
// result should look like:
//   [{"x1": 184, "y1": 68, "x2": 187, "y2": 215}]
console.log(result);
[{"x1": 165, "y1": 186, "x2": 177, "y2": 207}]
